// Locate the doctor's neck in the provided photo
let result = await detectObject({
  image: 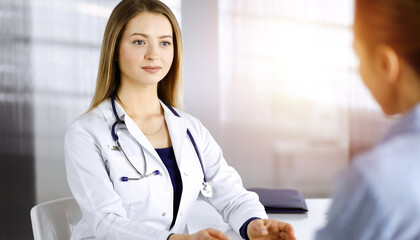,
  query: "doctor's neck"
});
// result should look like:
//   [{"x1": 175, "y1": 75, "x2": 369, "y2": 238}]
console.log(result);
[{"x1": 116, "y1": 83, "x2": 162, "y2": 118}]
